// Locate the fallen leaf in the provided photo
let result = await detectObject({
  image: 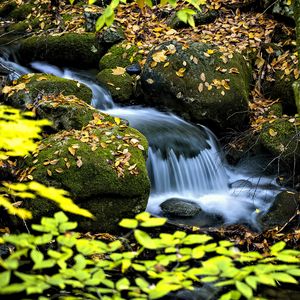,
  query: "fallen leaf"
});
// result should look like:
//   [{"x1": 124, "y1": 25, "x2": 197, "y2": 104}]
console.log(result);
[
  {"x1": 111, "y1": 67, "x2": 126, "y2": 76},
  {"x1": 269, "y1": 128, "x2": 278, "y2": 137}
]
